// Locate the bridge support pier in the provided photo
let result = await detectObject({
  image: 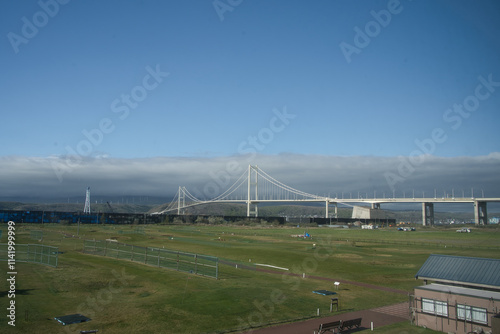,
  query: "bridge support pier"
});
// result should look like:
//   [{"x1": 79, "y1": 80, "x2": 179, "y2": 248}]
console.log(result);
[
  {"x1": 325, "y1": 201, "x2": 338, "y2": 219},
  {"x1": 474, "y1": 201, "x2": 488, "y2": 225},
  {"x1": 371, "y1": 203, "x2": 381, "y2": 210},
  {"x1": 422, "y1": 202, "x2": 434, "y2": 226}
]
